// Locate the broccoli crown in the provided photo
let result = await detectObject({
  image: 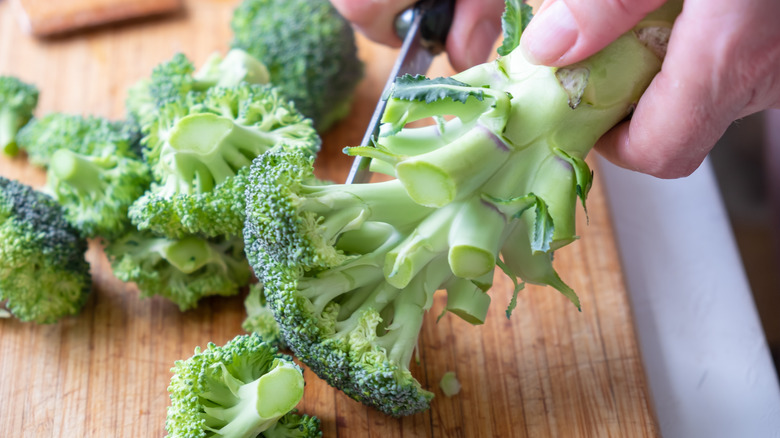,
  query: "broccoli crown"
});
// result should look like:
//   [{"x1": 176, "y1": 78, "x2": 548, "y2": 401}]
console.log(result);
[
  {"x1": 126, "y1": 49, "x2": 269, "y2": 127},
  {"x1": 131, "y1": 83, "x2": 319, "y2": 238},
  {"x1": 0, "y1": 177, "x2": 91, "y2": 324},
  {"x1": 243, "y1": 283, "x2": 287, "y2": 351},
  {"x1": 166, "y1": 333, "x2": 313, "y2": 438},
  {"x1": 16, "y1": 113, "x2": 141, "y2": 167},
  {"x1": 230, "y1": 0, "x2": 364, "y2": 131},
  {"x1": 105, "y1": 232, "x2": 251, "y2": 311},
  {"x1": 46, "y1": 149, "x2": 152, "y2": 239},
  {"x1": 0, "y1": 75, "x2": 39, "y2": 156}
]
